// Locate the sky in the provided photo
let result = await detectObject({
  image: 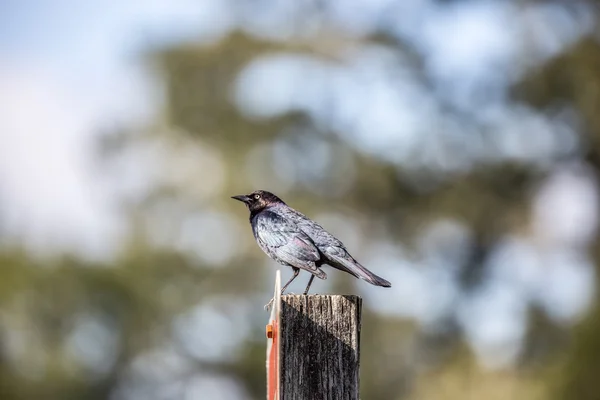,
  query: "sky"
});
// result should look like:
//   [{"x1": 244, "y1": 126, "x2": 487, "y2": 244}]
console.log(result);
[
  {"x1": 0, "y1": 0, "x2": 225, "y2": 257},
  {"x1": 0, "y1": 0, "x2": 597, "y2": 377}
]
